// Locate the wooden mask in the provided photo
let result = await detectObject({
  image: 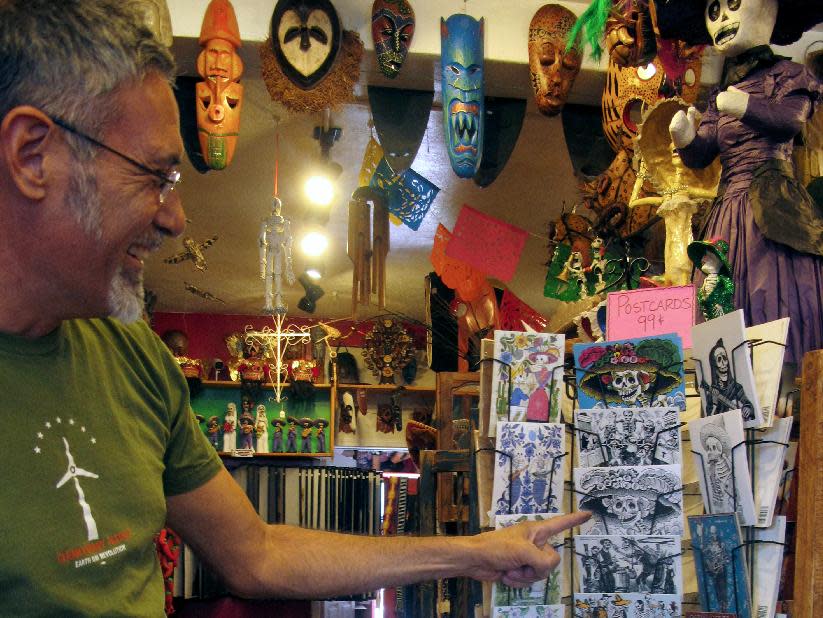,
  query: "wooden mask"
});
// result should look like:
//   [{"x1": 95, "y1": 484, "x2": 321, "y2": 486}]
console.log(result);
[
  {"x1": 196, "y1": 0, "x2": 244, "y2": 170},
  {"x1": 270, "y1": 0, "x2": 342, "y2": 90},
  {"x1": 371, "y1": 0, "x2": 415, "y2": 78},
  {"x1": 440, "y1": 14, "x2": 485, "y2": 179},
  {"x1": 528, "y1": 4, "x2": 582, "y2": 116}
]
